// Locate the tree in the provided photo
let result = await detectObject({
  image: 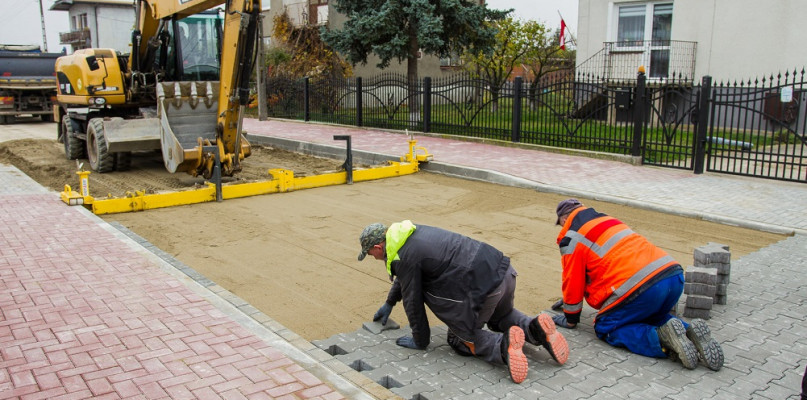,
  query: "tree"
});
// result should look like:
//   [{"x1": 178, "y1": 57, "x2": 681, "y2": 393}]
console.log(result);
[
  {"x1": 321, "y1": 0, "x2": 508, "y2": 118},
  {"x1": 461, "y1": 17, "x2": 531, "y2": 111},
  {"x1": 521, "y1": 24, "x2": 575, "y2": 109},
  {"x1": 268, "y1": 13, "x2": 352, "y2": 79}
]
